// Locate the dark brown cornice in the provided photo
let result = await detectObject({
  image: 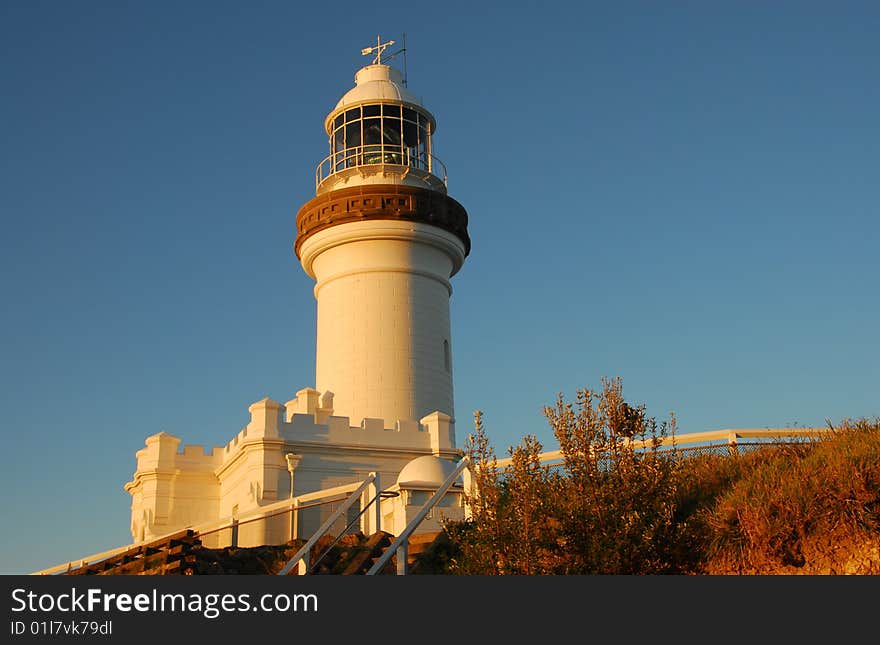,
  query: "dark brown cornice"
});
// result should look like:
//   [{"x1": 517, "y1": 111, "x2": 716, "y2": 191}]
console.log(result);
[{"x1": 295, "y1": 185, "x2": 470, "y2": 258}]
